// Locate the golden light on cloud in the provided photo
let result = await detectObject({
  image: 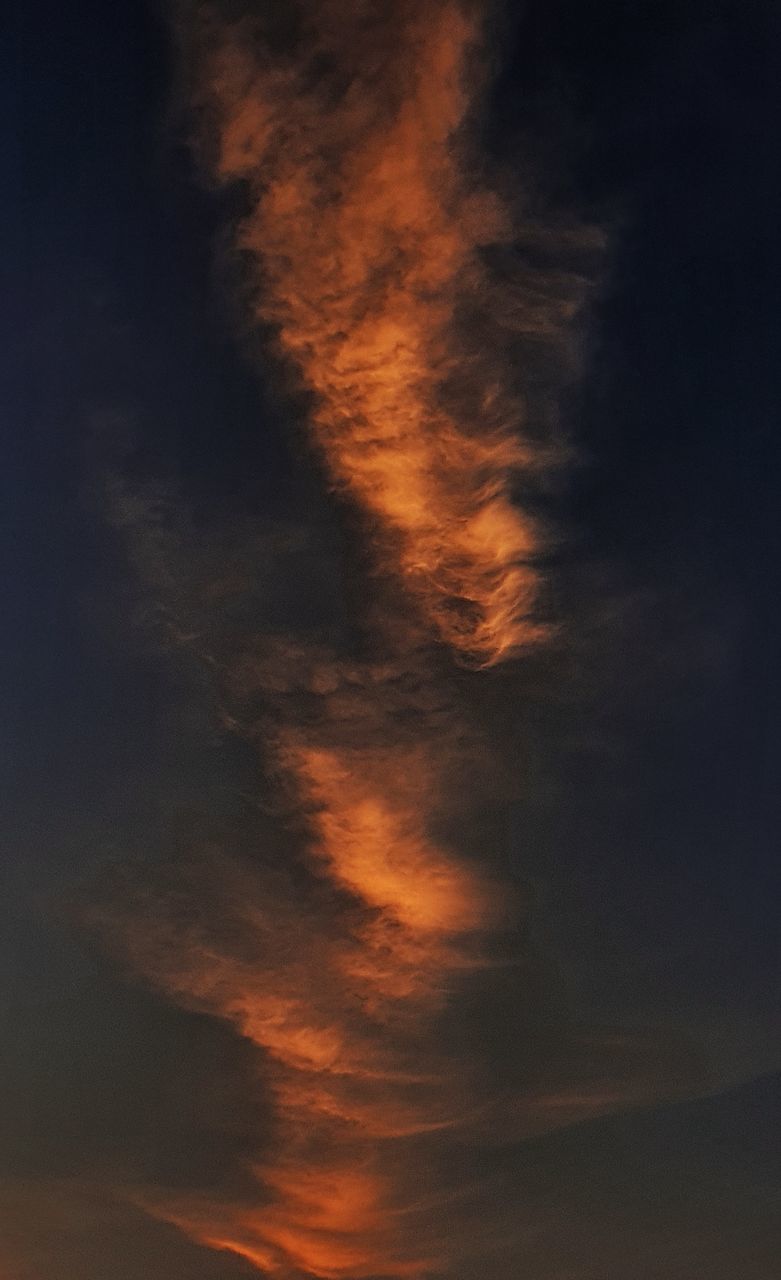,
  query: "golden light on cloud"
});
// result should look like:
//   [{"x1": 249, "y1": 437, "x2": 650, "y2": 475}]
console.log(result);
[
  {"x1": 188, "y1": 0, "x2": 585, "y2": 666},
  {"x1": 89, "y1": 2, "x2": 619, "y2": 1277},
  {"x1": 284, "y1": 739, "x2": 497, "y2": 934}
]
